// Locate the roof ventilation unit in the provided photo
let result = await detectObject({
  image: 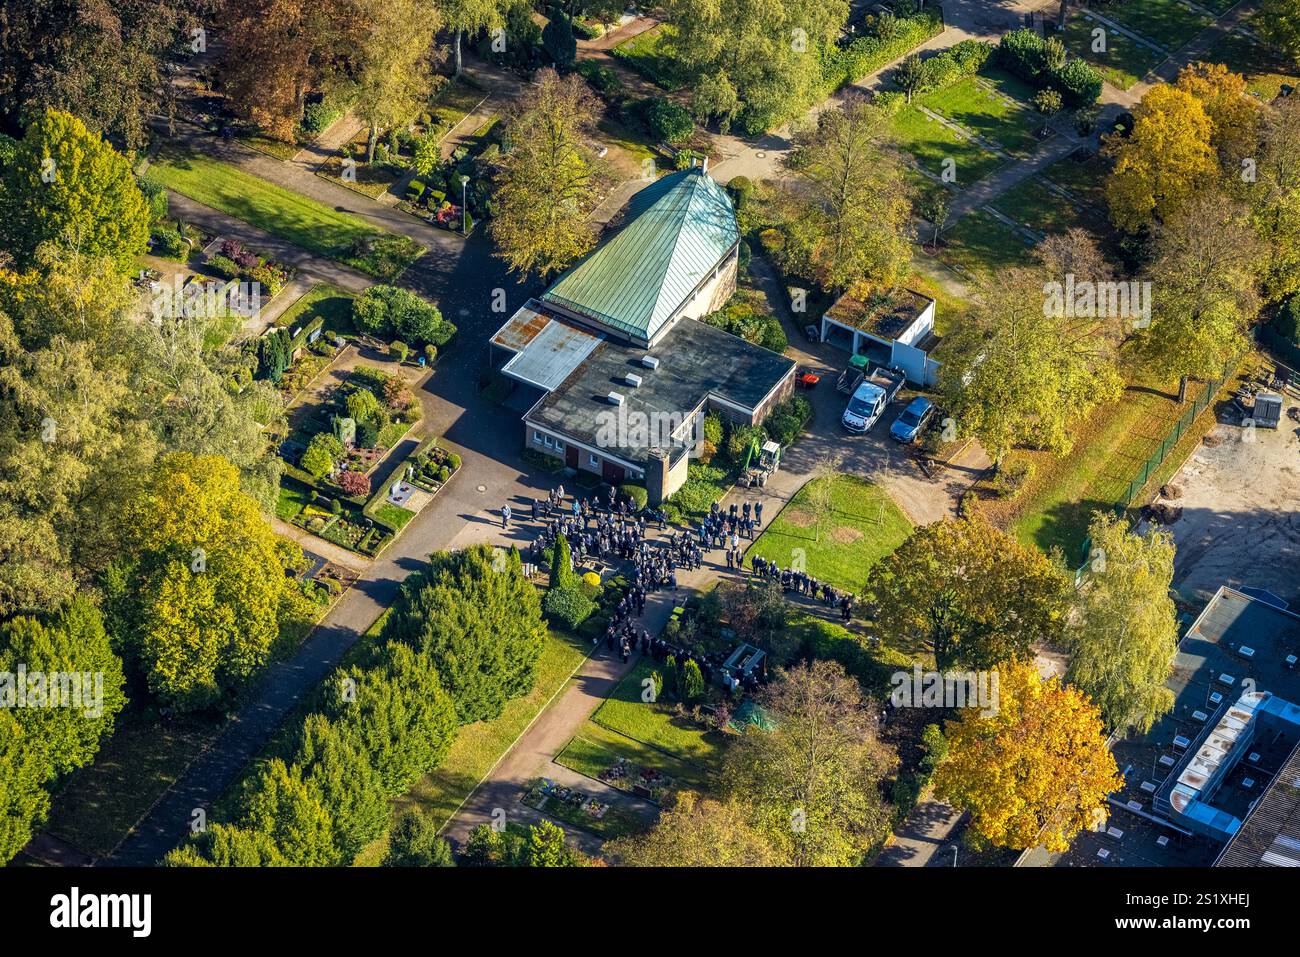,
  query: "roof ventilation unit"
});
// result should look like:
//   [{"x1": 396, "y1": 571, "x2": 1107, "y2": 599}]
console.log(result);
[
  {"x1": 606, "y1": 391, "x2": 625, "y2": 406},
  {"x1": 641, "y1": 355, "x2": 660, "y2": 370},
  {"x1": 623, "y1": 373, "x2": 643, "y2": 388}
]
